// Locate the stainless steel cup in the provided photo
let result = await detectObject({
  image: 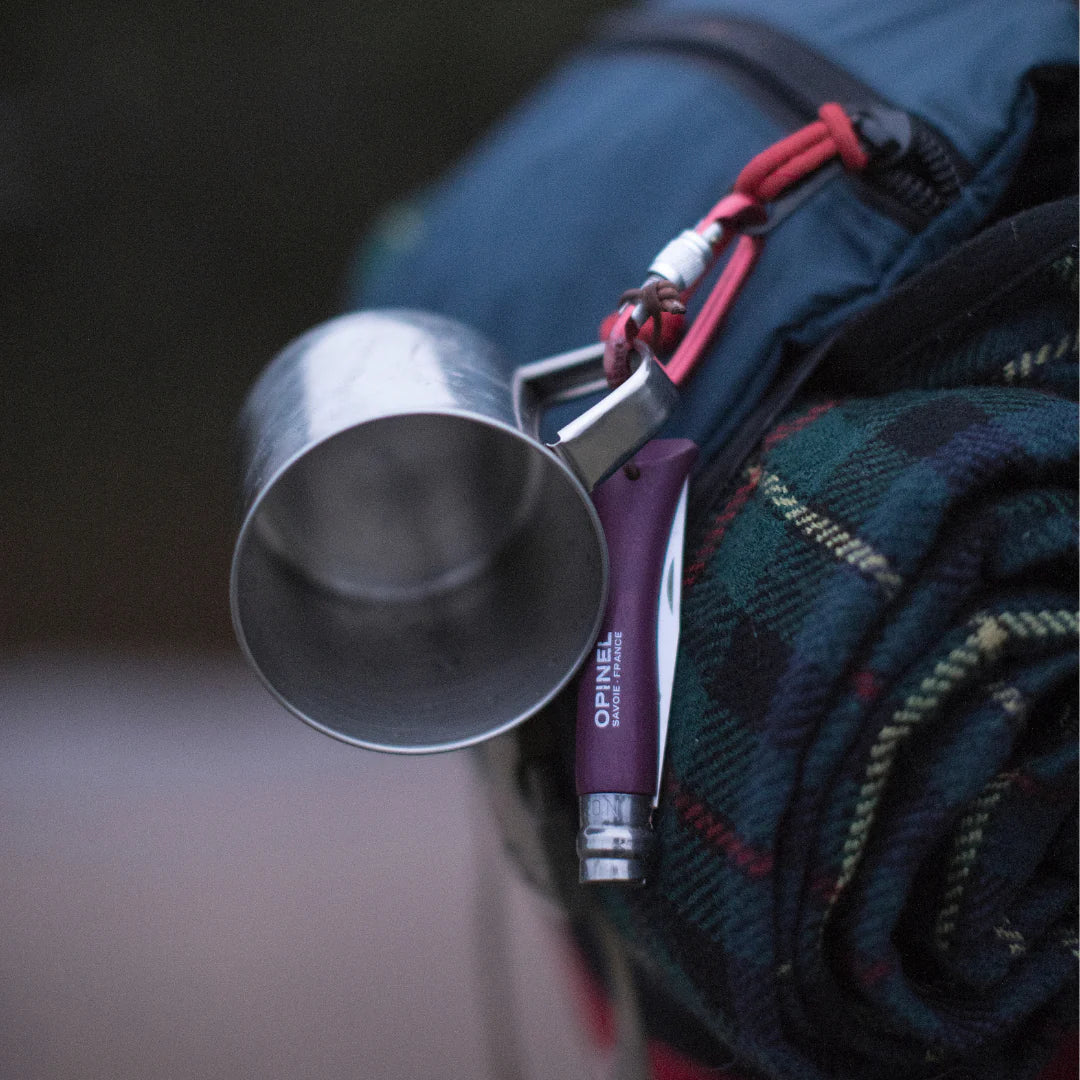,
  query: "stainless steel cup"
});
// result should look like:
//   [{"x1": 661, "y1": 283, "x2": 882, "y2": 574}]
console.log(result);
[{"x1": 230, "y1": 310, "x2": 675, "y2": 752}]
